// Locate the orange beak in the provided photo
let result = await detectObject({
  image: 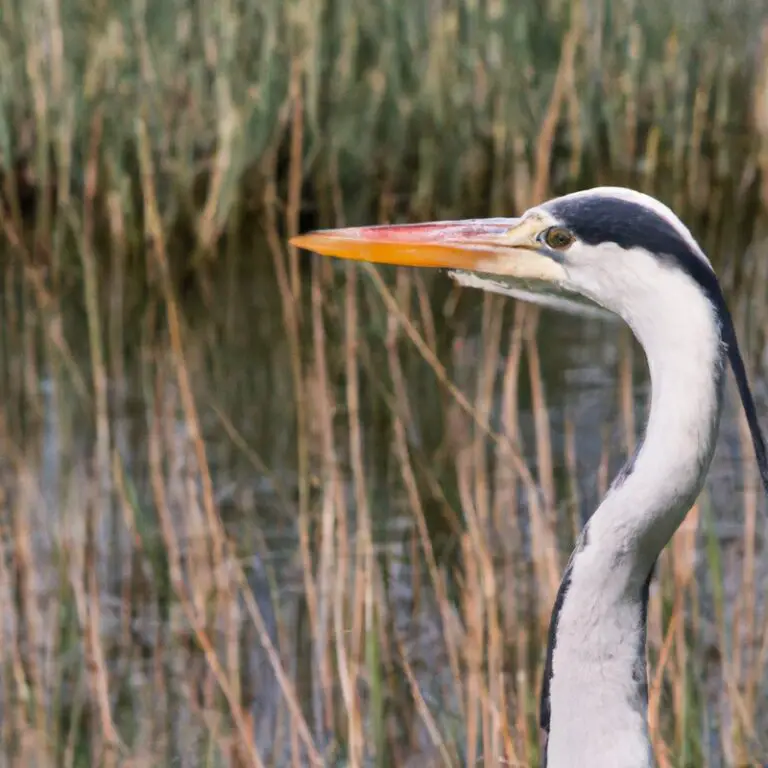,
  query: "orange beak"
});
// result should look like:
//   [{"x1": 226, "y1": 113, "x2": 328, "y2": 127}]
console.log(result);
[
  {"x1": 289, "y1": 218, "x2": 523, "y2": 271},
  {"x1": 289, "y1": 216, "x2": 612, "y2": 319}
]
